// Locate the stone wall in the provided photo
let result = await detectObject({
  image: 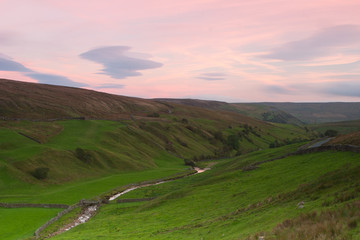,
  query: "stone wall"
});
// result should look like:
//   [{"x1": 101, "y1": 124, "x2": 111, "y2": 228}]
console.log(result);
[
  {"x1": 33, "y1": 199, "x2": 102, "y2": 238},
  {"x1": 116, "y1": 197, "x2": 155, "y2": 203},
  {"x1": 34, "y1": 203, "x2": 80, "y2": 237},
  {"x1": 0, "y1": 202, "x2": 68, "y2": 209}
]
